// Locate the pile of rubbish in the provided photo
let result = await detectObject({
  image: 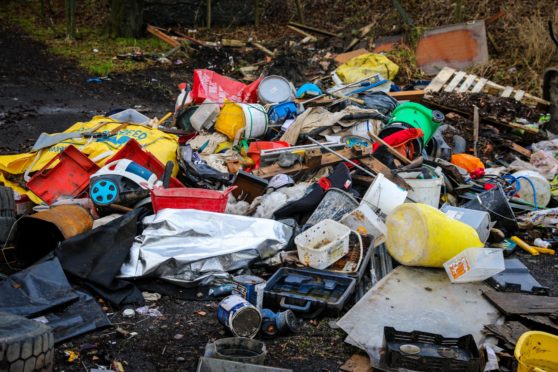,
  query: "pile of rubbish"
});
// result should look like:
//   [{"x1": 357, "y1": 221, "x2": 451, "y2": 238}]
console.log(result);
[{"x1": 1, "y1": 48, "x2": 558, "y2": 372}]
